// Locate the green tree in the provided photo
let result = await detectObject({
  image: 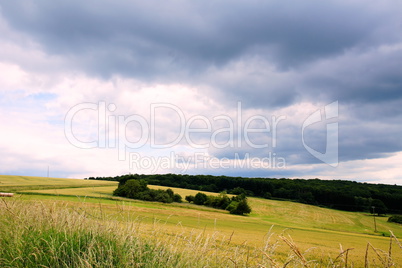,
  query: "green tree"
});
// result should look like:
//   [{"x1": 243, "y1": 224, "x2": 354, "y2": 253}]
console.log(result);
[
  {"x1": 354, "y1": 196, "x2": 372, "y2": 212},
  {"x1": 185, "y1": 195, "x2": 195, "y2": 203},
  {"x1": 166, "y1": 188, "x2": 174, "y2": 198},
  {"x1": 228, "y1": 198, "x2": 252, "y2": 215},
  {"x1": 225, "y1": 201, "x2": 238, "y2": 213},
  {"x1": 120, "y1": 179, "x2": 145, "y2": 199},
  {"x1": 113, "y1": 179, "x2": 181, "y2": 203},
  {"x1": 154, "y1": 190, "x2": 172, "y2": 203},
  {"x1": 230, "y1": 187, "x2": 247, "y2": 195},
  {"x1": 173, "y1": 194, "x2": 182, "y2": 203},
  {"x1": 217, "y1": 192, "x2": 231, "y2": 209},
  {"x1": 194, "y1": 192, "x2": 208, "y2": 205},
  {"x1": 371, "y1": 199, "x2": 387, "y2": 216}
]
